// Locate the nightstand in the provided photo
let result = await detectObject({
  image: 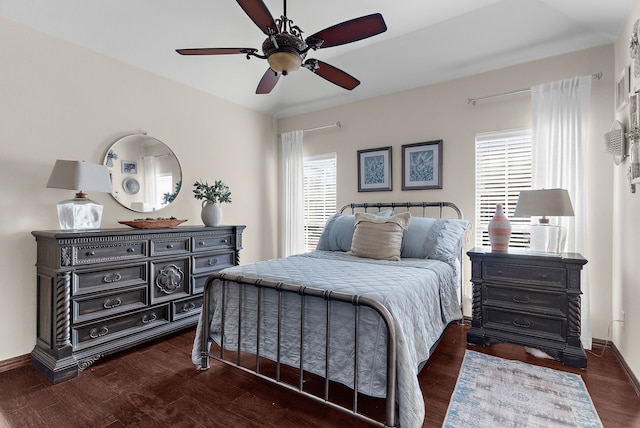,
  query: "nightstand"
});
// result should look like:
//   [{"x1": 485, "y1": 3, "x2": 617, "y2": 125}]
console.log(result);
[{"x1": 466, "y1": 247, "x2": 588, "y2": 368}]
